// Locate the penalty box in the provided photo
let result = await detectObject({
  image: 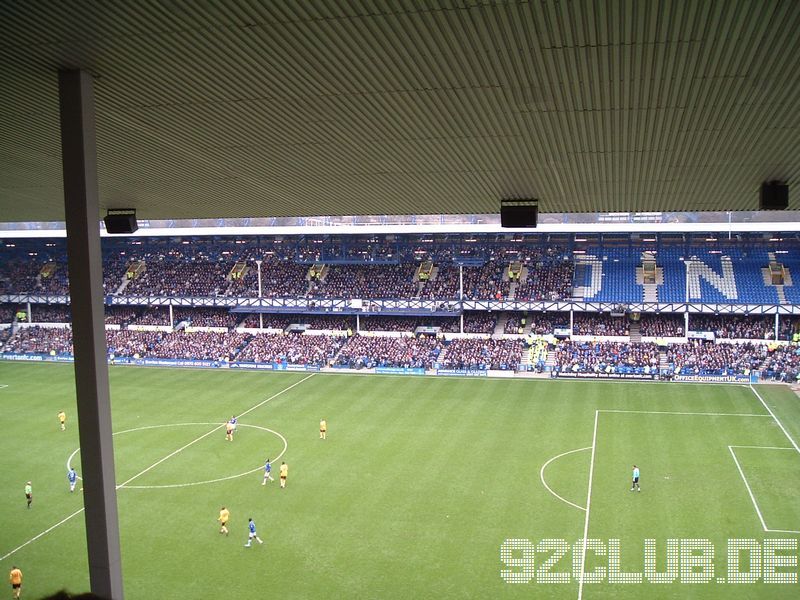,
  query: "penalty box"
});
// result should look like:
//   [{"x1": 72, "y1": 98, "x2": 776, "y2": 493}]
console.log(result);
[
  {"x1": 584, "y1": 409, "x2": 795, "y2": 543},
  {"x1": 729, "y1": 446, "x2": 800, "y2": 535},
  {"x1": 574, "y1": 408, "x2": 800, "y2": 591}
]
